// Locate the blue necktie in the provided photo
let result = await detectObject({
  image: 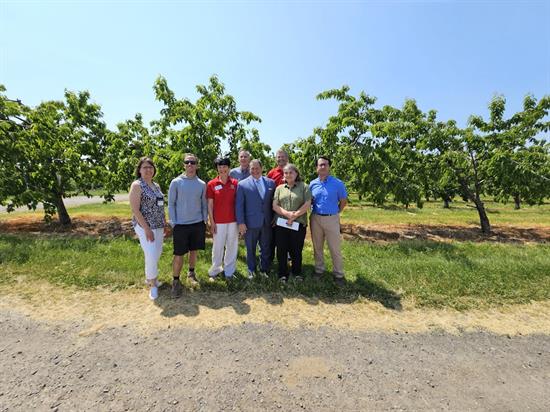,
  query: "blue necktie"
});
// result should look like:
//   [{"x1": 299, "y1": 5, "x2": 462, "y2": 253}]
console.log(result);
[{"x1": 255, "y1": 178, "x2": 265, "y2": 199}]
